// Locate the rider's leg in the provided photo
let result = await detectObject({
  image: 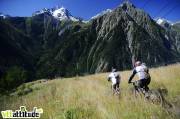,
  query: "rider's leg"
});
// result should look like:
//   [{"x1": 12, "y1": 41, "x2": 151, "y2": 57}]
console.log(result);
[
  {"x1": 137, "y1": 80, "x2": 143, "y2": 91},
  {"x1": 138, "y1": 79, "x2": 148, "y2": 95},
  {"x1": 140, "y1": 79, "x2": 151, "y2": 98},
  {"x1": 116, "y1": 82, "x2": 119, "y2": 89},
  {"x1": 144, "y1": 84, "x2": 149, "y2": 92},
  {"x1": 144, "y1": 77, "x2": 151, "y2": 91},
  {"x1": 116, "y1": 83, "x2": 120, "y2": 93},
  {"x1": 112, "y1": 84, "x2": 116, "y2": 95}
]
